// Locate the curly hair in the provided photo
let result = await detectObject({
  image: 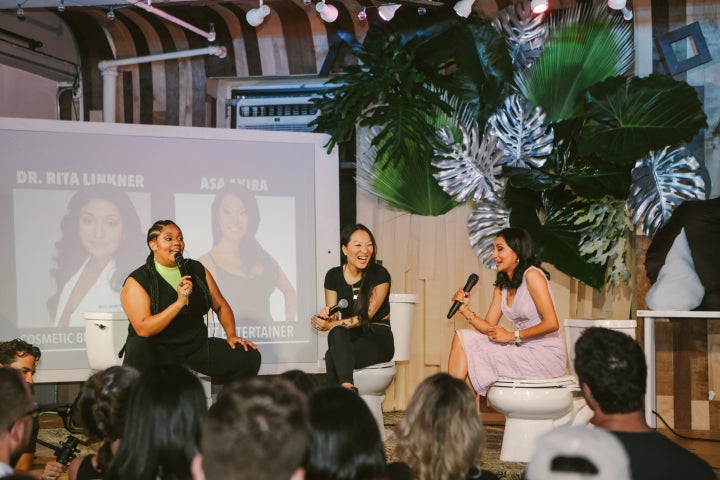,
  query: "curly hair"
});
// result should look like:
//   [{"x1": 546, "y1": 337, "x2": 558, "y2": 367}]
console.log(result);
[
  {"x1": 394, "y1": 373, "x2": 485, "y2": 480},
  {"x1": 76, "y1": 366, "x2": 139, "y2": 472},
  {"x1": 0, "y1": 338, "x2": 41, "y2": 366},
  {"x1": 574, "y1": 327, "x2": 646, "y2": 414},
  {"x1": 493, "y1": 227, "x2": 548, "y2": 290}
]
